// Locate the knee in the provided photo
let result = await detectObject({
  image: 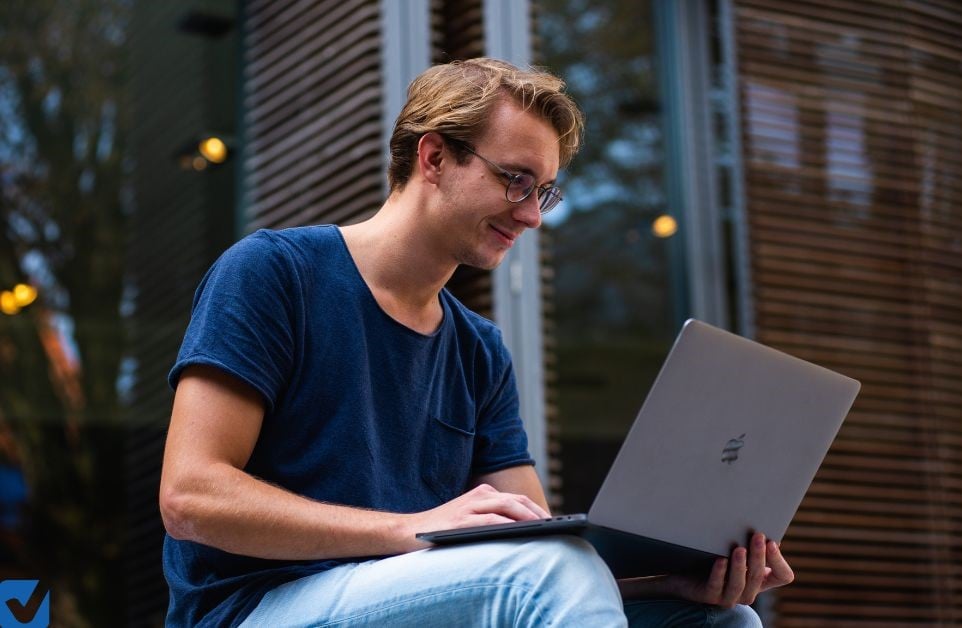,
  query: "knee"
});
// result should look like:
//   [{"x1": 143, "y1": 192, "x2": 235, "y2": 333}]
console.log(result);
[
  {"x1": 498, "y1": 536, "x2": 626, "y2": 626},
  {"x1": 522, "y1": 535, "x2": 601, "y2": 565},
  {"x1": 512, "y1": 536, "x2": 615, "y2": 585},
  {"x1": 713, "y1": 604, "x2": 763, "y2": 628}
]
